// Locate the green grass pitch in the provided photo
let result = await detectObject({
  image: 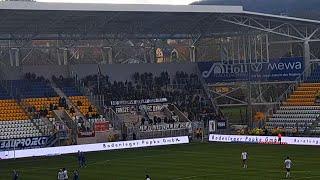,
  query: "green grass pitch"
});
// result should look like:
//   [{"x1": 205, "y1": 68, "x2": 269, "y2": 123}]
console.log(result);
[{"x1": 0, "y1": 142, "x2": 319, "y2": 179}]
